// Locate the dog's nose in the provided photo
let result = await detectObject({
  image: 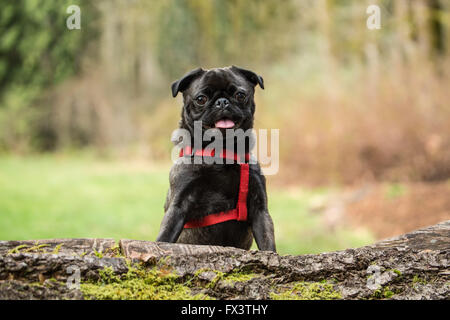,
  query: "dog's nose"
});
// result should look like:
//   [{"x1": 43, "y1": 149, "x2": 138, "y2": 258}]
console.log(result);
[{"x1": 215, "y1": 98, "x2": 230, "y2": 108}]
